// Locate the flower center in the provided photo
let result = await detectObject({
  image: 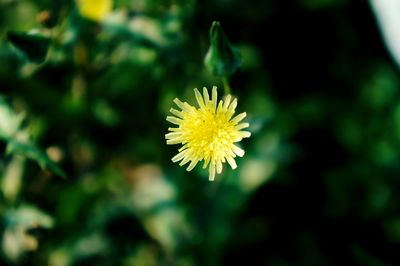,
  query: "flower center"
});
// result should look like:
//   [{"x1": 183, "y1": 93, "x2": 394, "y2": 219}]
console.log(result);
[{"x1": 187, "y1": 111, "x2": 232, "y2": 156}]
